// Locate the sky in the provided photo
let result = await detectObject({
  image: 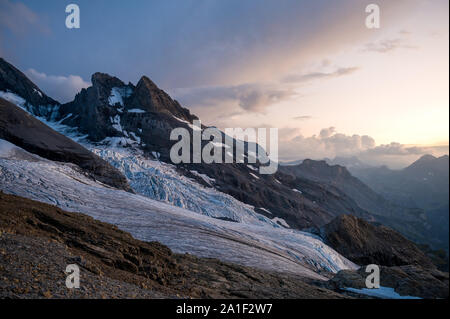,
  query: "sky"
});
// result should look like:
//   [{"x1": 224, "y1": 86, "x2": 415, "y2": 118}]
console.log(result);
[{"x1": 1, "y1": 0, "x2": 448, "y2": 168}]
